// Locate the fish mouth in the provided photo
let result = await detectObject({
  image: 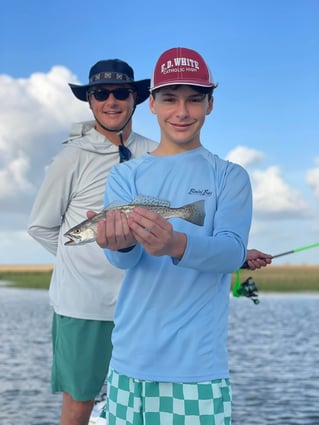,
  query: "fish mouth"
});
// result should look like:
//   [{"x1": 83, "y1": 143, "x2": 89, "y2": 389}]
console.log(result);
[
  {"x1": 63, "y1": 234, "x2": 80, "y2": 246},
  {"x1": 64, "y1": 237, "x2": 75, "y2": 246}
]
